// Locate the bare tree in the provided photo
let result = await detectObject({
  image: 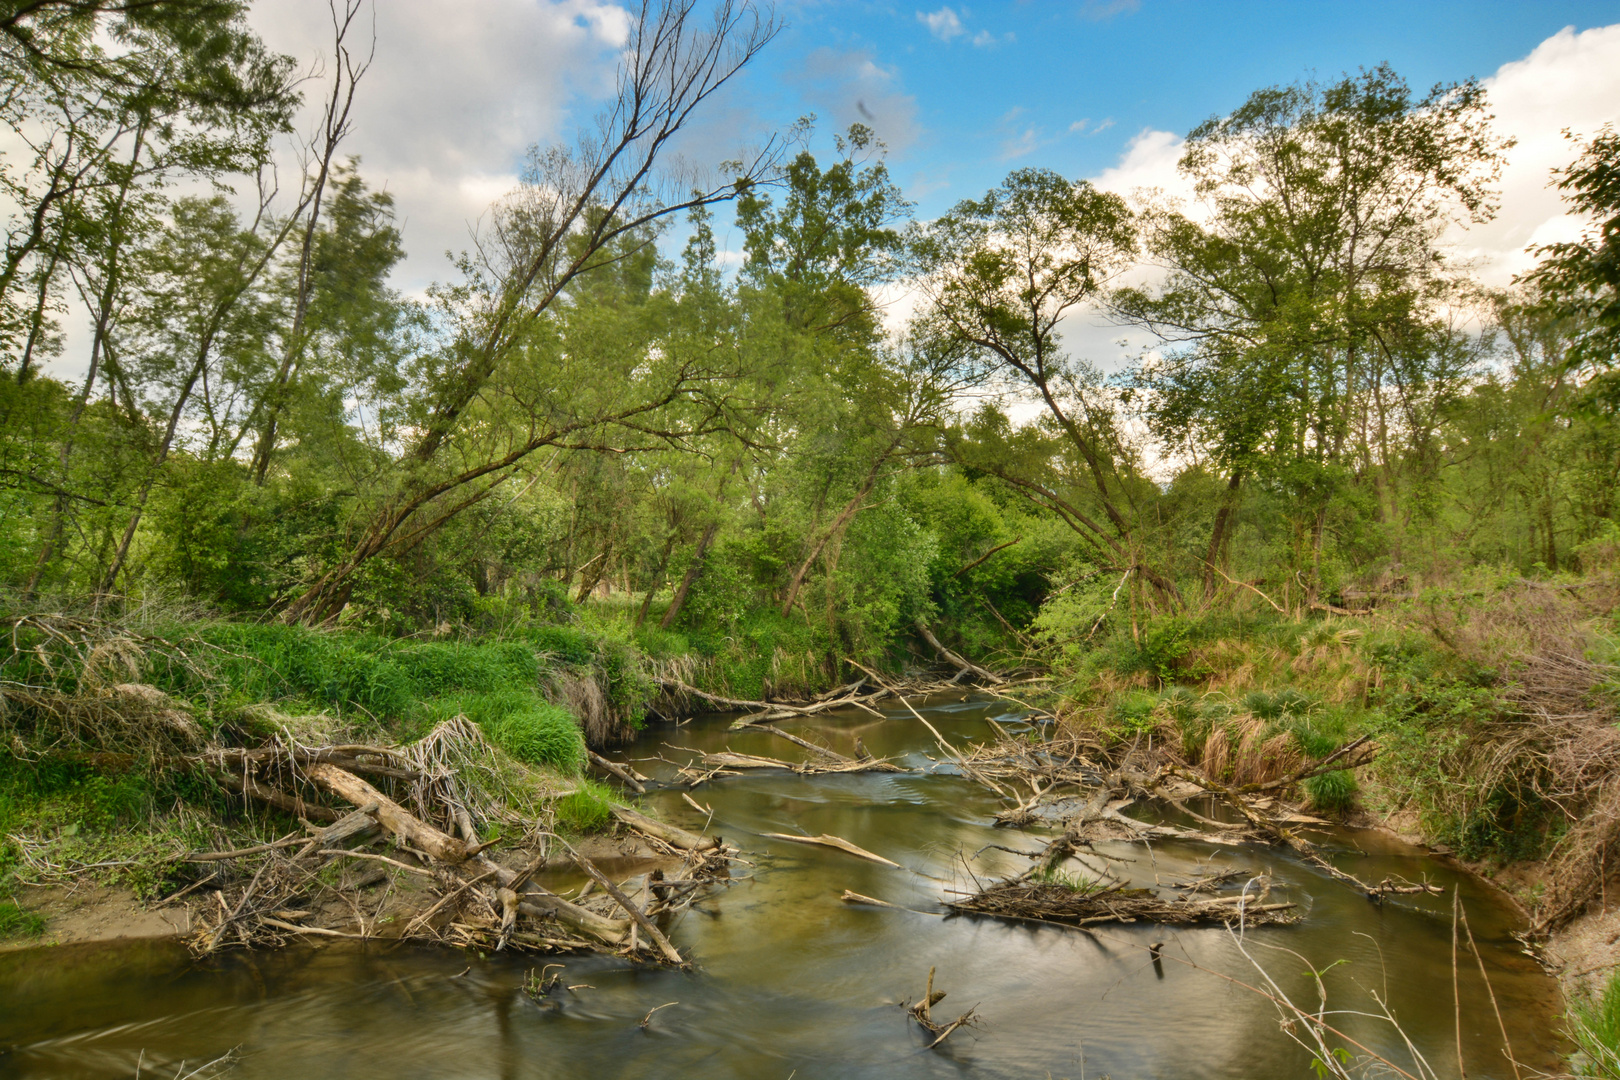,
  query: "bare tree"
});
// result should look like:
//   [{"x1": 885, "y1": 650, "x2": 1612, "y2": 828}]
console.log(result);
[{"x1": 246, "y1": 0, "x2": 374, "y2": 485}]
